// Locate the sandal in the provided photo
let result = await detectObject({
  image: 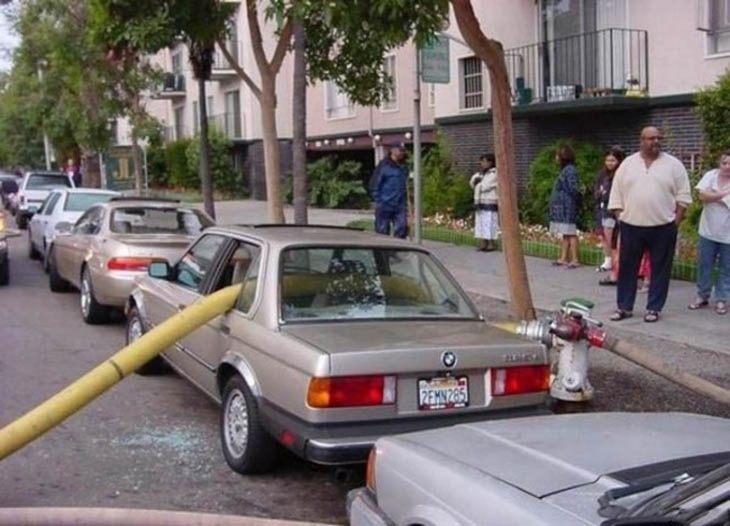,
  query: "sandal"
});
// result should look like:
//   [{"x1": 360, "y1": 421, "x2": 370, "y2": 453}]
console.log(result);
[
  {"x1": 610, "y1": 309, "x2": 633, "y2": 321},
  {"x1": 716, "y1": 301, "x2": 728, "y2": 315},
  {"x1": 599, "y1": 277, "x2": 617, "y2": 286},
  {"x1": 644, "y1": 310, "x2": 660, "y2": 323},
  {"x1": 551, "y1": 260, "x2": 566, "y2": 267},
  {"x1": 565, "y1": 262, "x2": 581, "y2": 269},
  {"x1": 688, "y1": 298, "x2": 709, "y2": 310}
]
